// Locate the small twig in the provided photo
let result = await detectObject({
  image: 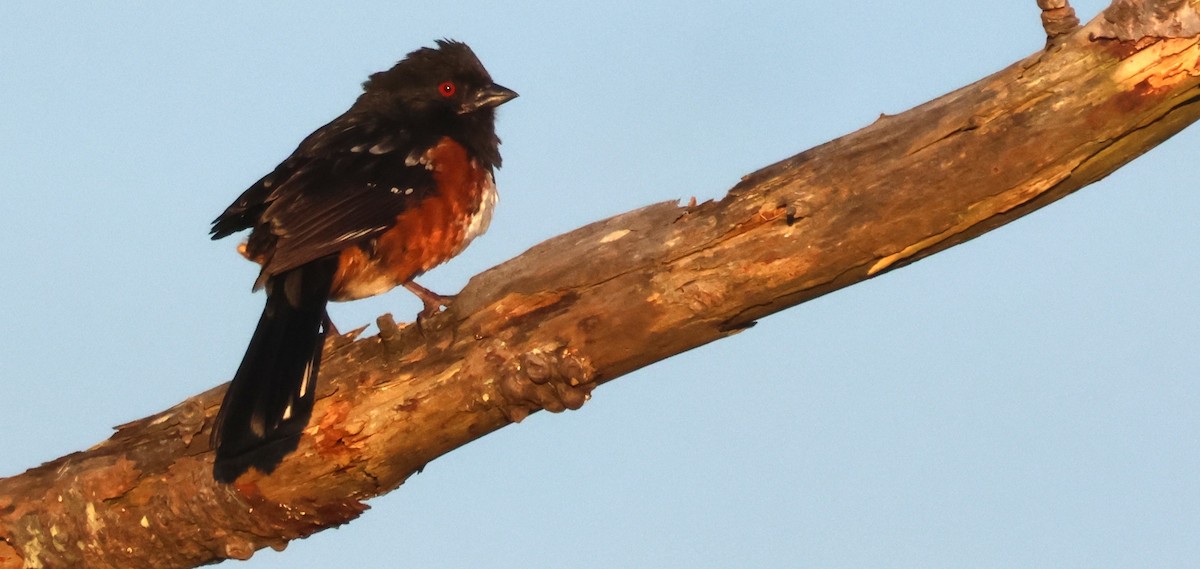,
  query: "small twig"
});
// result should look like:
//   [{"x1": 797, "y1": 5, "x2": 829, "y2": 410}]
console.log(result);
[{"x1": 1039, "y1": 0, "x2": 1082, "y2": 44}]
